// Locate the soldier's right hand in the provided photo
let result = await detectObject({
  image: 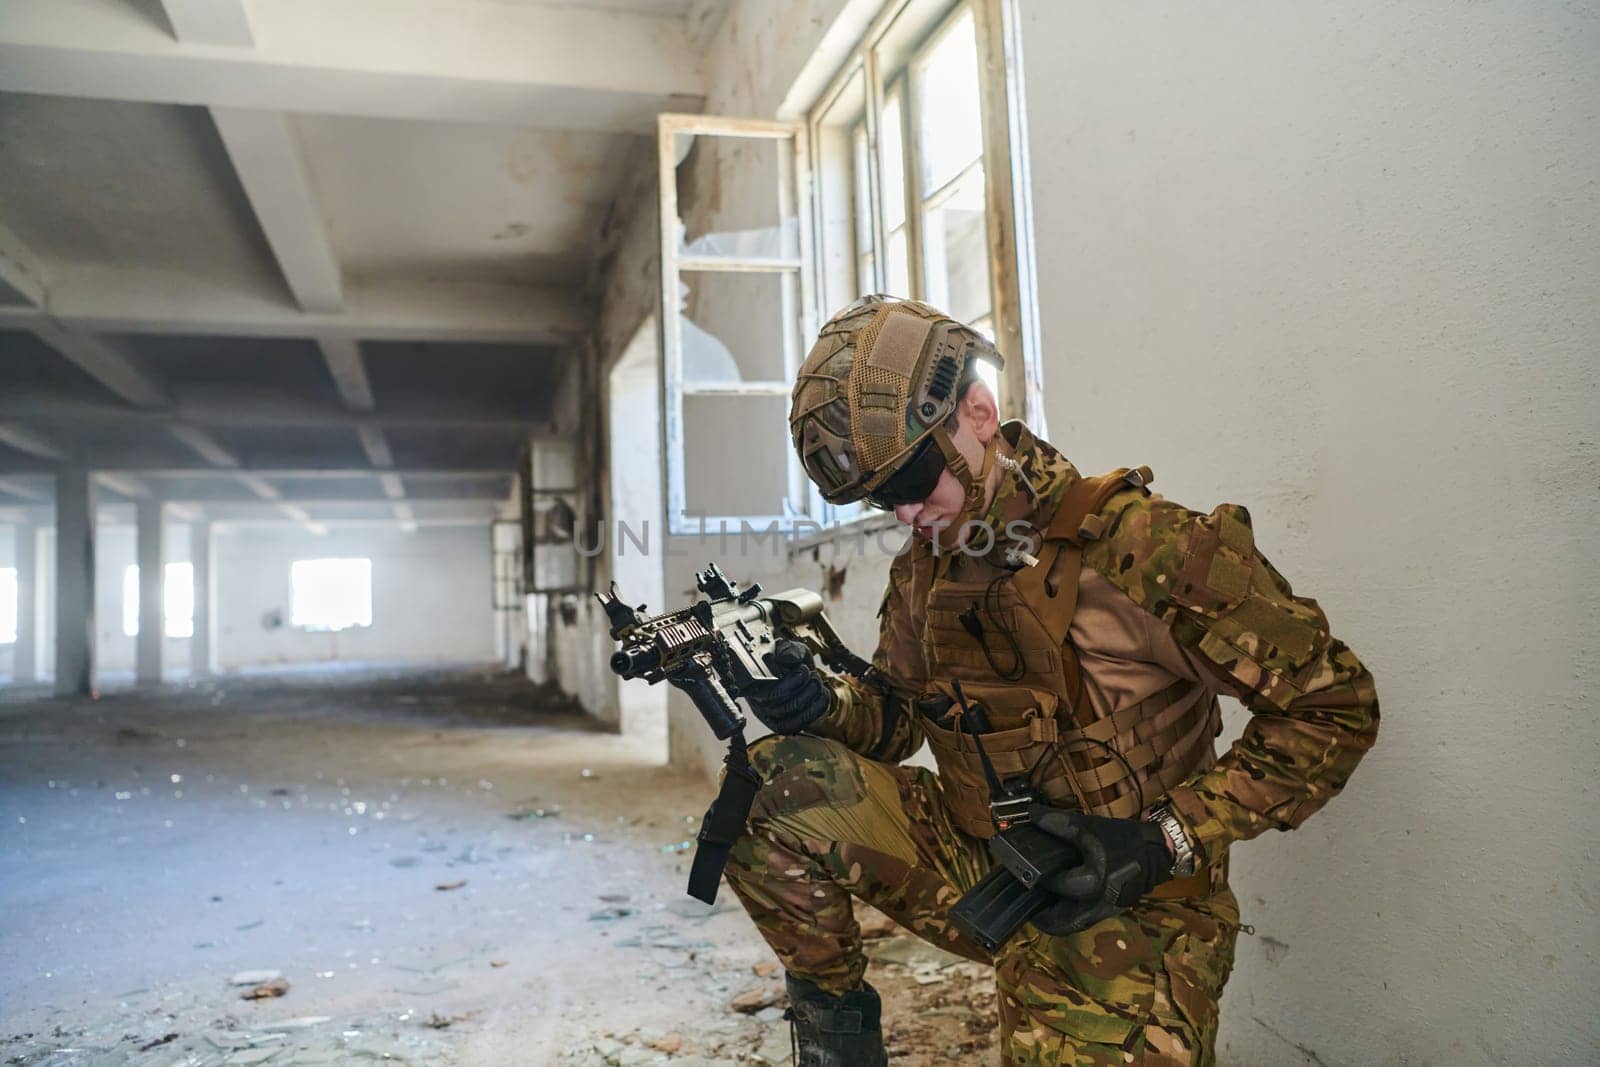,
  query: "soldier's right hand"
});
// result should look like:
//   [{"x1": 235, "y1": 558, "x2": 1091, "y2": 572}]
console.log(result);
[{"x1": 743, "y1": 639, "x2": 830, "y2": 735}]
